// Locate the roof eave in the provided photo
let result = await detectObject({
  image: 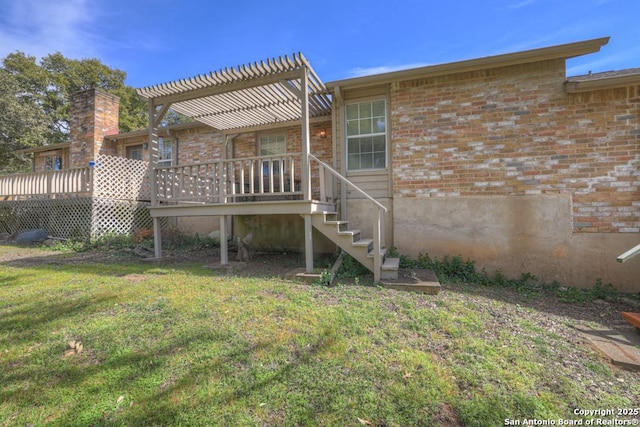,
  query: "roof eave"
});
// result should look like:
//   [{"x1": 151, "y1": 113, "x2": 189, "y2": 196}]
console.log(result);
[
  {"x1": 107, "y1": 121, "x2": 208, "y2": 141},
  {"x1": 17, "y1": 142, "x2": 71, "y2": 155},
  {"x1": 565, "y1": 72, "x2": 640, "y2": 93},
  {"x1": 326, "y1": 37, "x2": 610, "y2": 90}
]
